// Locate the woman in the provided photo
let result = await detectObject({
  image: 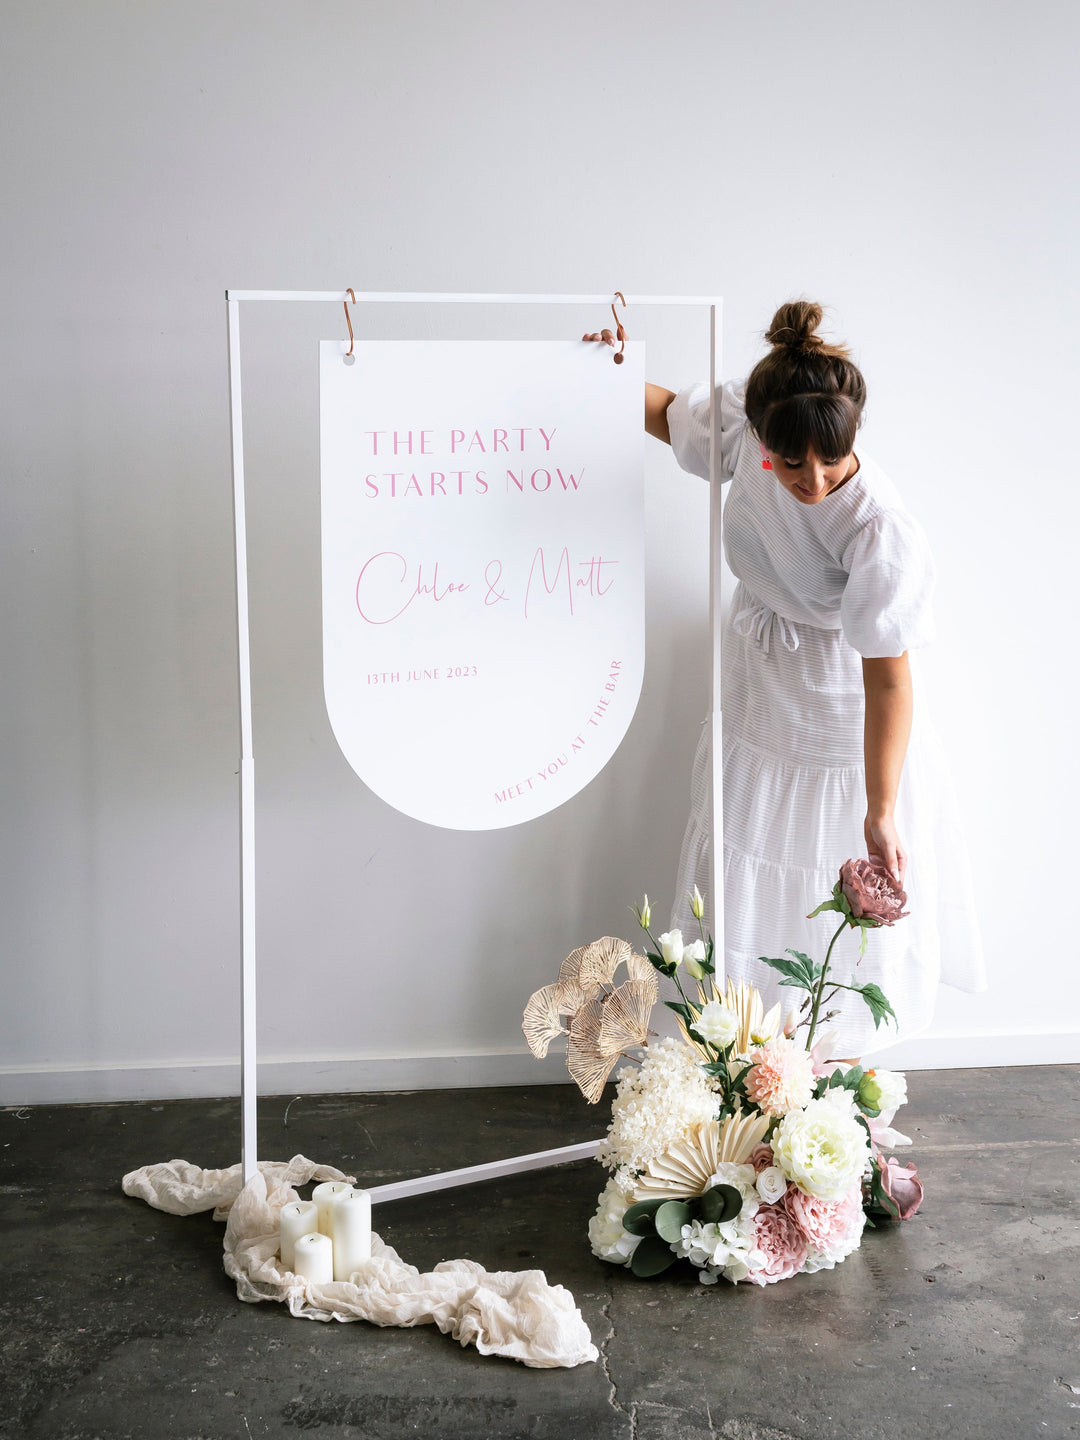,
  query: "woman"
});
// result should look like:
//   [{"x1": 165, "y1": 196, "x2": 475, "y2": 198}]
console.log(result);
[{"x1": 591, "y1": 300, "x2": 985, "y2": 1054}]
